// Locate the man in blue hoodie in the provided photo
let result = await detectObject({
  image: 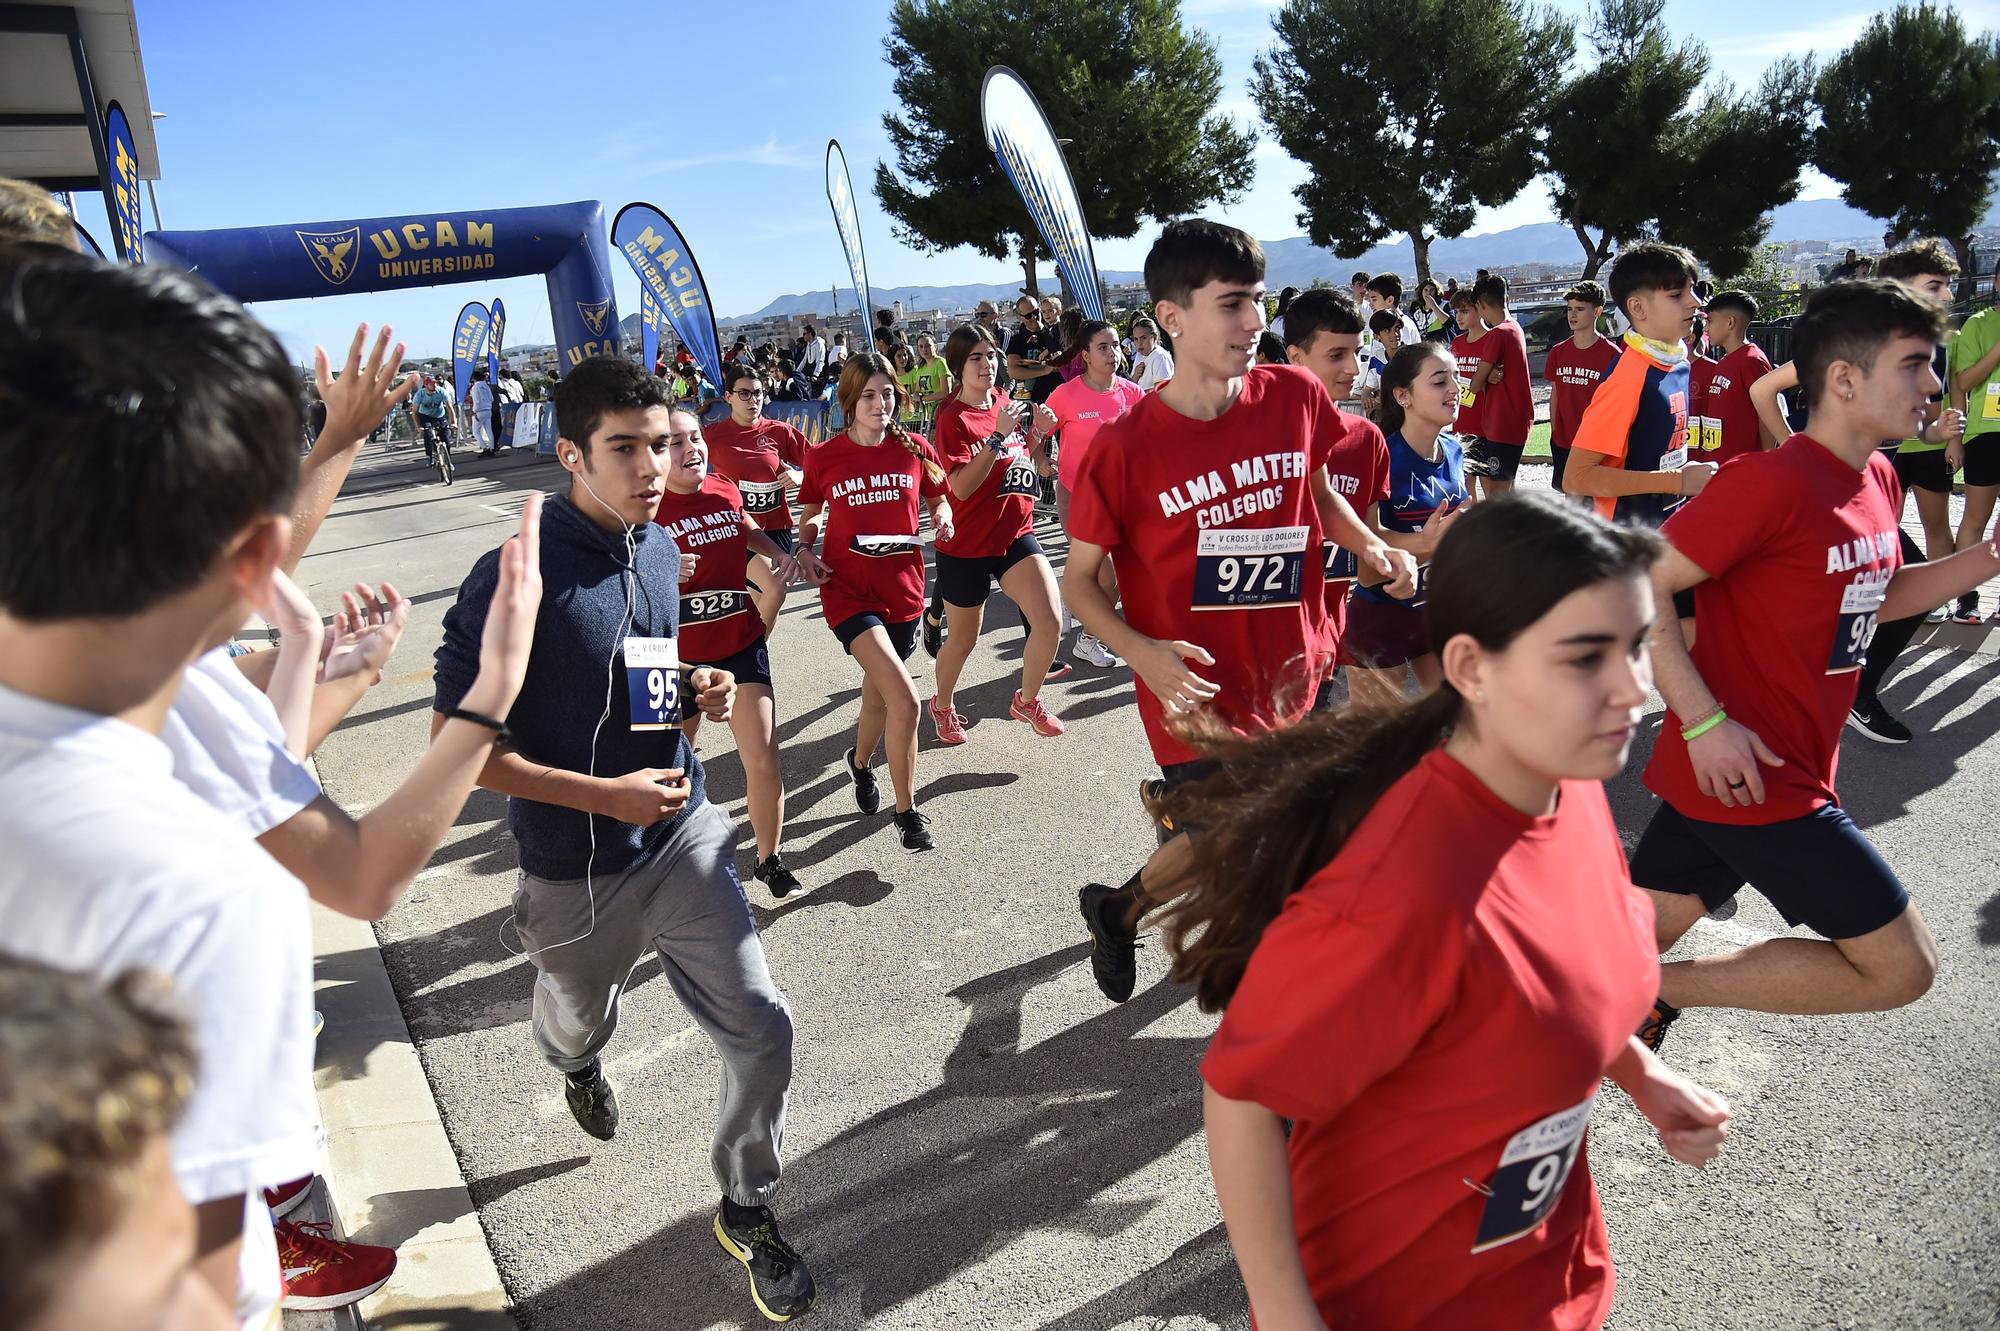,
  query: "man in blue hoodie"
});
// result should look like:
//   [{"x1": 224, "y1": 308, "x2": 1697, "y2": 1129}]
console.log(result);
[{"x1": 433, "y1": 356, "x2": 814, "y2": 1322}]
